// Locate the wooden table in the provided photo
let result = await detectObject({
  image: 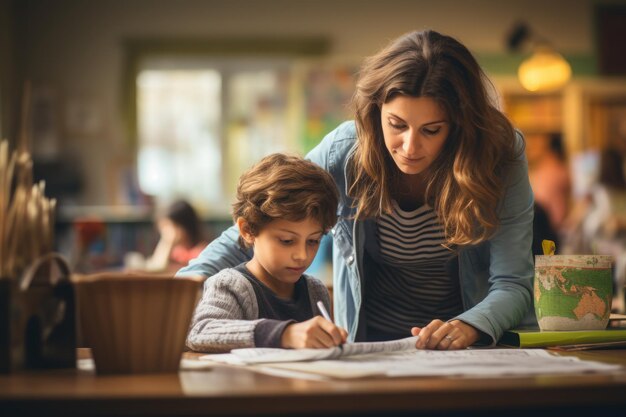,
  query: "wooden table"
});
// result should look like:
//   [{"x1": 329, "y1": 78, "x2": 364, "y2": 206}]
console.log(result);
[{"x1": 1, "y1": 349, "x2": 626, "y2": 417}]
